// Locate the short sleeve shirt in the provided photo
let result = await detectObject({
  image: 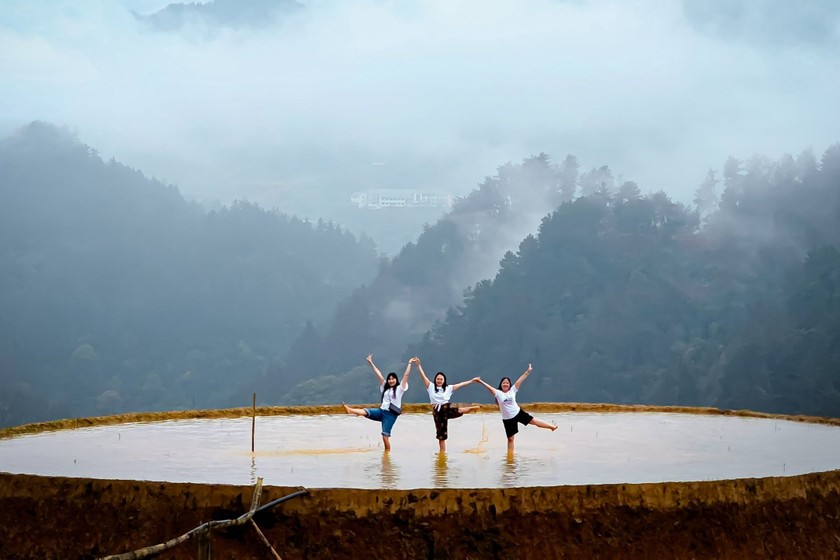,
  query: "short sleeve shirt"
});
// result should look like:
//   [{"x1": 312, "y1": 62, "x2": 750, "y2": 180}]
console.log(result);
[
  {"x1": 380, "y1": 381, "x2": 407, "y2": 410},
  {"x1": 427, "y1": 384, "x2": 454, "y2": 409},
  {"x1": 494, "y1": 386, "x2": 520, "y2": 420}
]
